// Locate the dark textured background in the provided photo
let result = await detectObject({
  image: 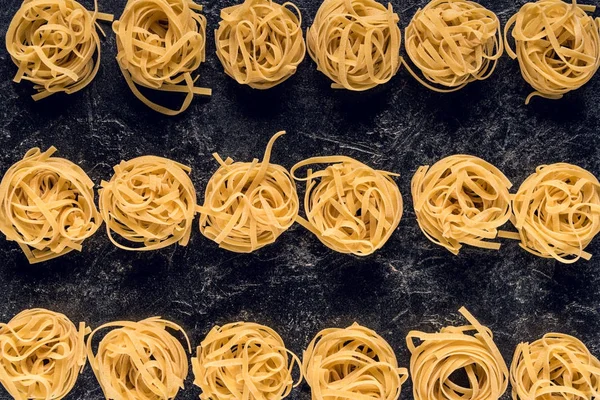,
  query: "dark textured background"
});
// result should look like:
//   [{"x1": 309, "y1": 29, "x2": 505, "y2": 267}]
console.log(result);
[{"x1": 1, "y1": 0, "x2": 600, "y2": 398}]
